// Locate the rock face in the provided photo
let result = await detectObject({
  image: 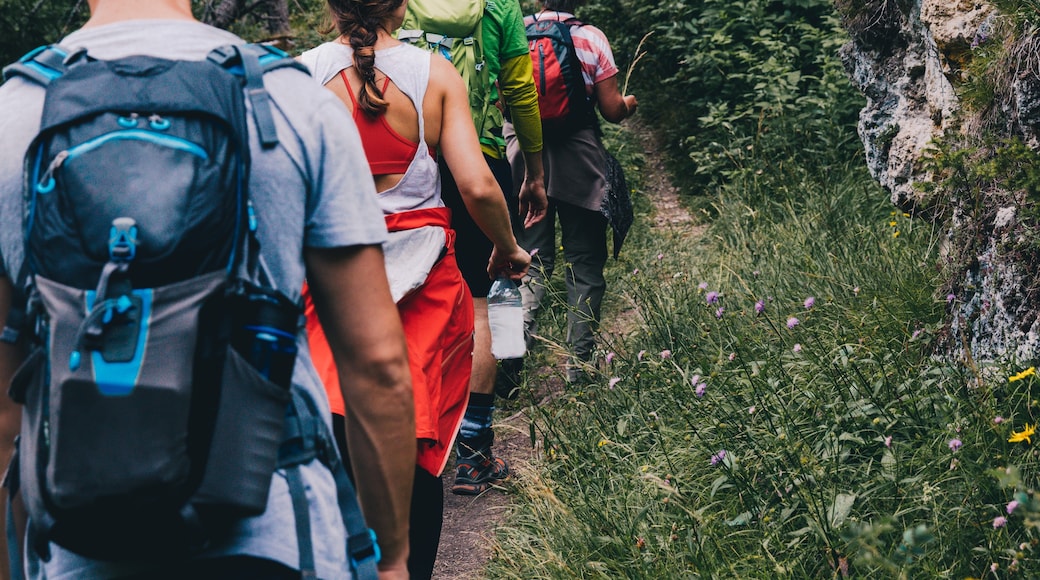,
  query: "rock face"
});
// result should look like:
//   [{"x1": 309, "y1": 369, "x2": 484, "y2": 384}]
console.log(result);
[
  {"x1": 840, "y1": 0, "x2": 1040, "y2": 363},
  {"x1": 840, "y1": 0, "x2": 989, "y2": 206}
]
